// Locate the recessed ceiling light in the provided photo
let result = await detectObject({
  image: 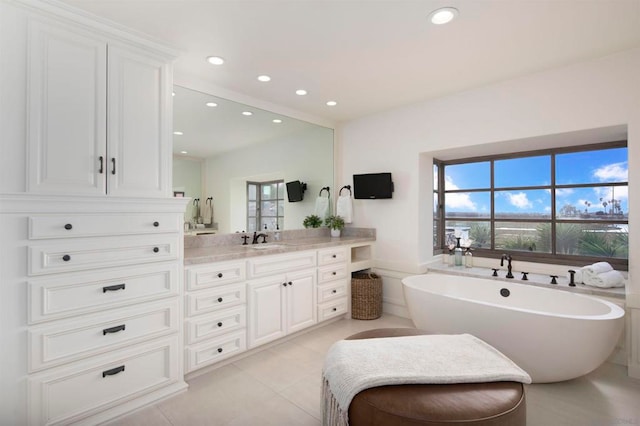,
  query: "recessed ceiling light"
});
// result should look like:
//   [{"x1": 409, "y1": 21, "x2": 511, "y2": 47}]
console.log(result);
[
  {"x1": 206, "y1": 56, "x2": 225, "y2": 65},
  {"x1": 429, "y1": 7, "x2": 458, "y2": 25},
  {"x1": 326, "y1": 101, "x2": 337, "y2": 106},
  {"x1": 242, "y1": 111, "x2": 253, "y2": 116},
  {"x1": 173, "y1": 131, "x2": 183, "y2": 135},
  {"x1": 257, "y1": 75, "x2": 271, "y2": 82},
  {"x1": 295, "y1": 89, "x2": 307, "y2": 96},
  {"x1": 273, "y1": 119, "x2": 282, "y2": 124},
  {"x1": 205, "y1": 102, "x2": 218, "y2": 107},
  {"x1": 180, "y1": 151, "x2": 188, "y2": 154}
]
